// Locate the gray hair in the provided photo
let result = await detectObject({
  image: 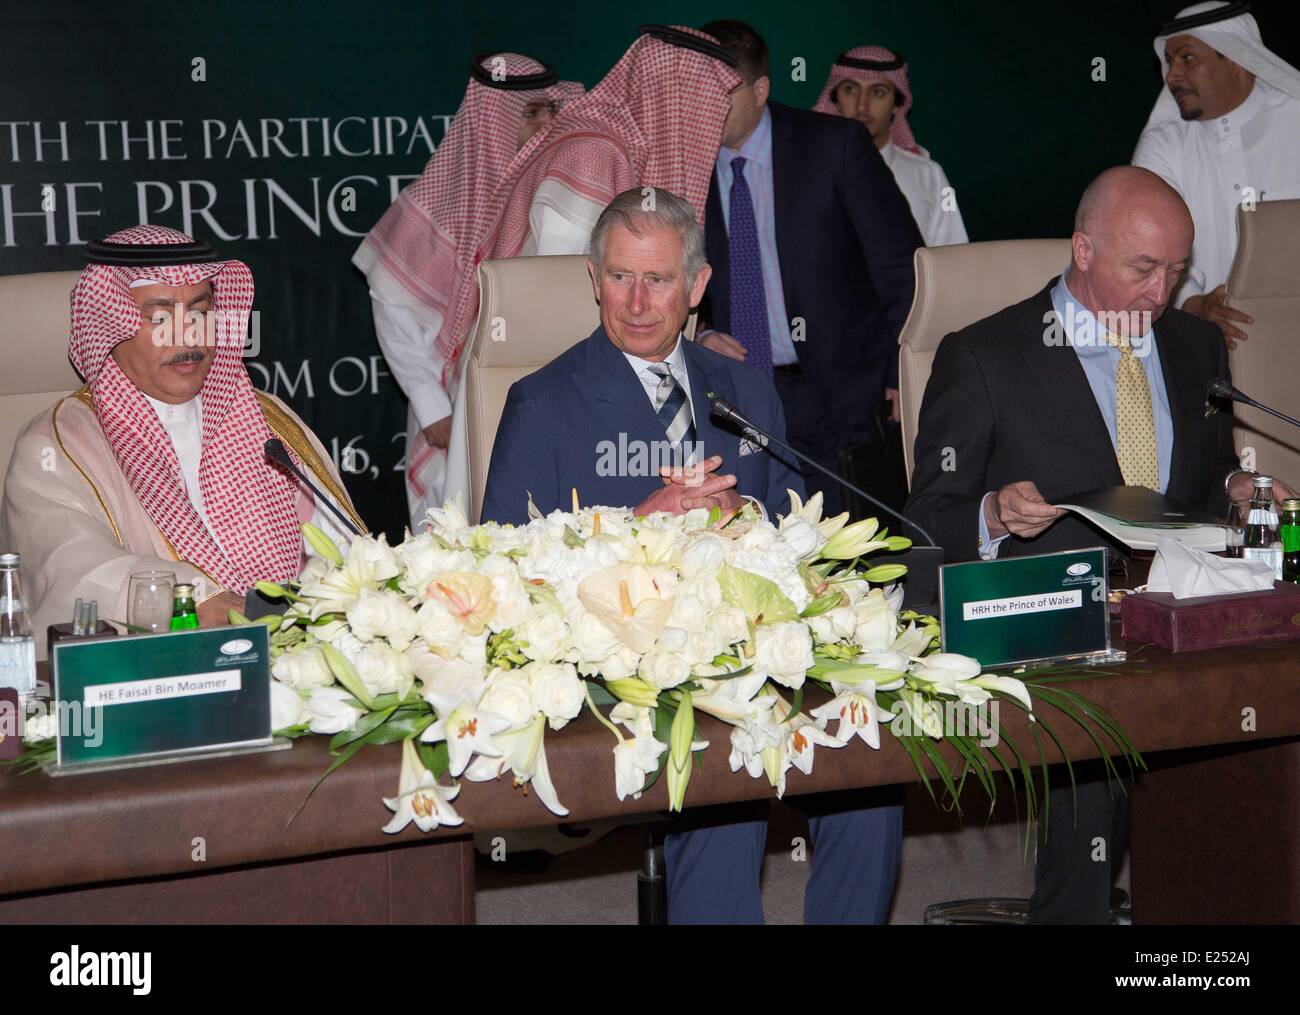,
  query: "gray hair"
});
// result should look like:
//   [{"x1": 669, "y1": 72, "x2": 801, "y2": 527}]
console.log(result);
[{"x1": 587, "y1": 187, "x2": 708, "y2": 284}]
